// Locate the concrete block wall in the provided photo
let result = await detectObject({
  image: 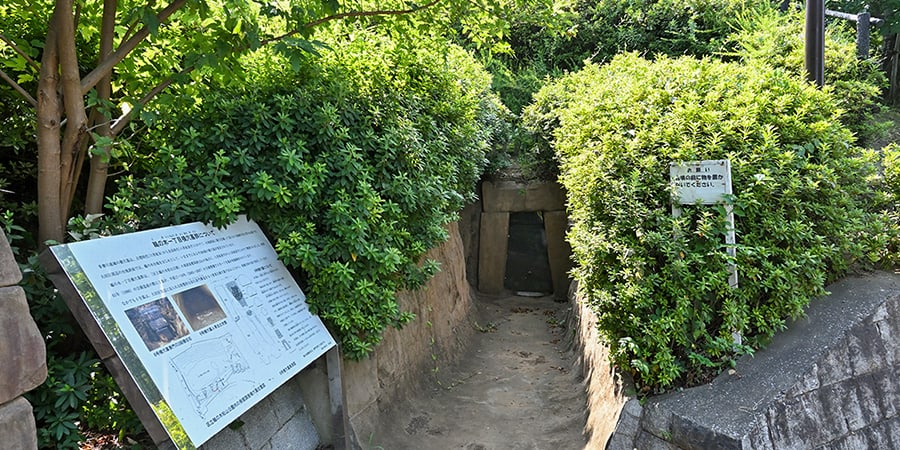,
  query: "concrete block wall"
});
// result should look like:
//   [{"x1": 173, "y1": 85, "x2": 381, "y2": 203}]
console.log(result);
[
  {"x1": 0, "y1": 230, "x2": 47, "y2": 450},
  {"x1": 202, "y1": 378, "x2": 320, "y2": 450},
  {"x1": 607, "y1": 271, "x2": 900, "y2": 450}
]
